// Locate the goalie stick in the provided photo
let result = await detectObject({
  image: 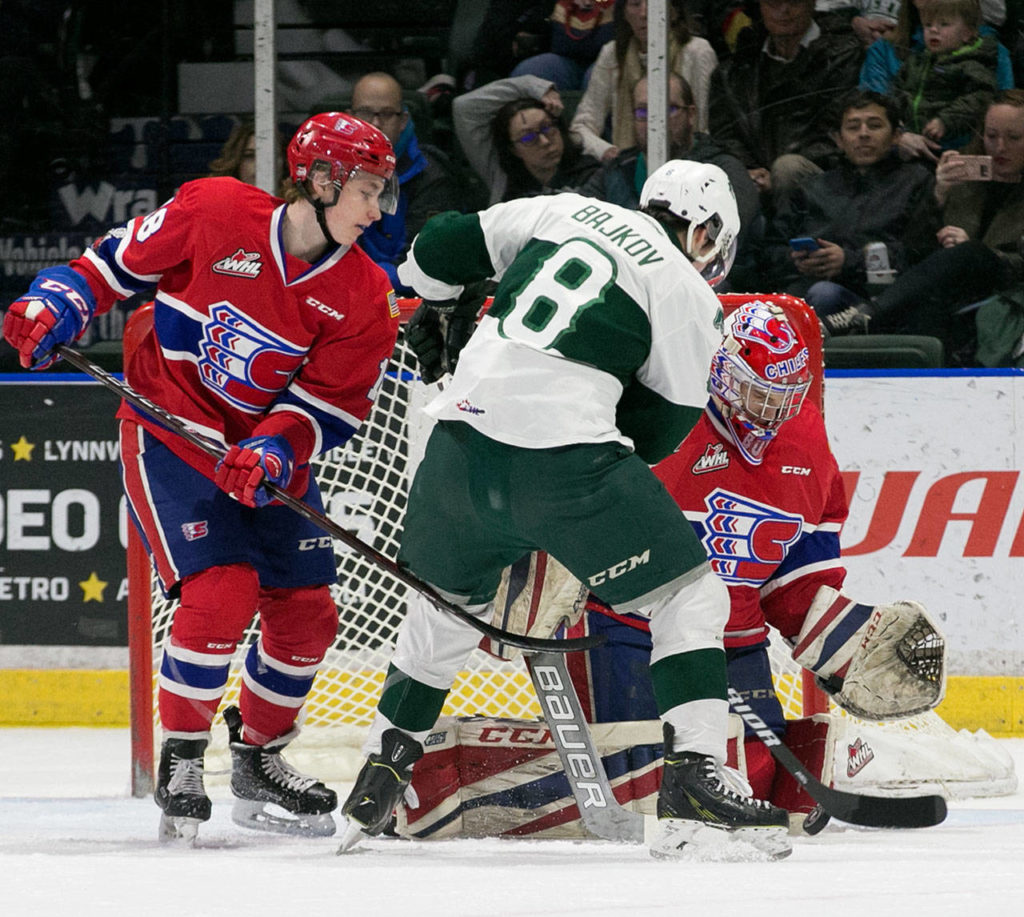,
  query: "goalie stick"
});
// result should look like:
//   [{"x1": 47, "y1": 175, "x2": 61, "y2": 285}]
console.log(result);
[
  {"x1": 728, "y1": 687, "x2": 948, "y2": 829},
  {"x1": 526, "y1": 652, "x2": 645, "y2": 843},
  {"x1": 56, "y1": 345, "x2": 603, "y2": 655}
]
